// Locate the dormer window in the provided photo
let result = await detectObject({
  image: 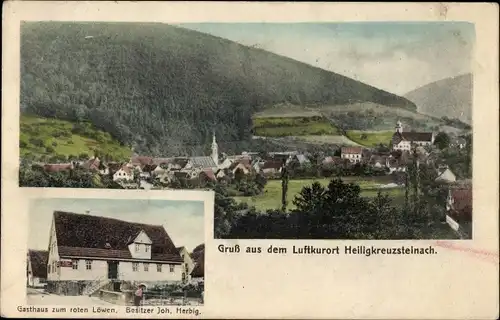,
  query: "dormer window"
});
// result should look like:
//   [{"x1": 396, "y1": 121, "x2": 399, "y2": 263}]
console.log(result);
[{"x1": 105, "y1": 243, "x2": 111, "y2": 249}]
